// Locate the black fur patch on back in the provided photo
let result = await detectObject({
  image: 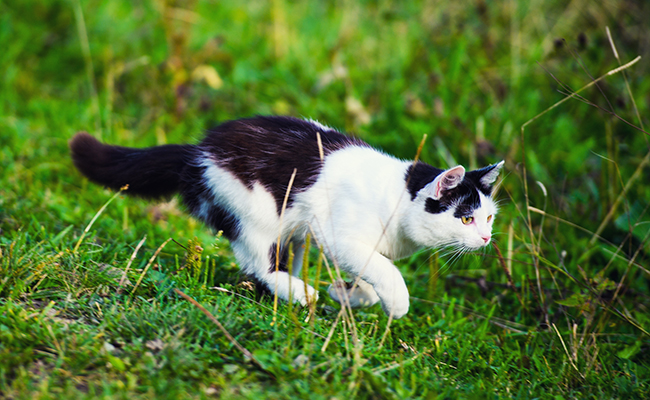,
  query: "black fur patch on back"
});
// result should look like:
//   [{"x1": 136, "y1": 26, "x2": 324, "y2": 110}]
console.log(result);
[
  {"x1": 180, "y1": 158, "x2": 241, "y2": 240},
  {"x1": 201, "y1": 116, "x2": 368, "y2": 214}
]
